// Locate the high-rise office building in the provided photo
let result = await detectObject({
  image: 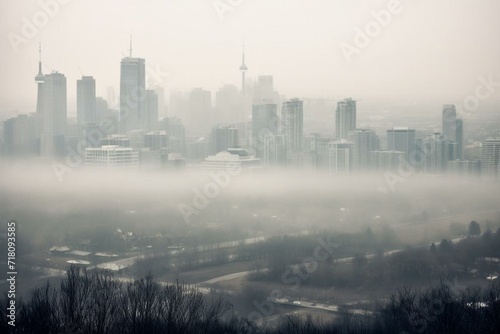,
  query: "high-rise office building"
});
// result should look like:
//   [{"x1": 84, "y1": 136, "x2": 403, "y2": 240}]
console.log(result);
[
  {"x1": 215, "y1": 84, "x2": 241, "y2": 124},
  {"x1": 481, "y1": 139, "x2": 500, "y2": 179},
  {"x1": 161, "y1": 117, "x2": 186, "y2": 156},
  {"x1": 95, "y1": 97, "x2": 109, "y2": 124},
  {"x1": 40, "y1": 72, "x2": 68, "y2": 158},
  {"x1": 186, "y1": 137, "x2": 208, "y2": 162},
  {"x1": 188, "y1": 88, "x2": 212, "y2": 135},
  {"x1": 387, "y1": 127, "x2": 416, "y2": 158},
  {"x1": 442, "y1": 104, "x2": 464, "y2": 160},
  {"x1": 327, "y1": 141, "x2": 353, "y2": 174},
  {"x1": 253, "y1": 75, "x2": 279, "y2": 104},
  {"x1": 209, "y1": 125, "x2": 239, "y2": 154},
  {"x1": 371, "y1": 150, "x2": 405, "y2": 172},
  {"x1": 314, "y1": 136, "x2": 332, "y2": 169},
  {"x1": 448, "y1": 160, "x2": 480, "y2": 176},
  {"x1": 347, "y1": 129, "x2": 380, "y2": 170},
  {"x1": 34, "y1": 45, "x2": 67, "y2": 158},
  {"x1": 252, "y1": 103, "x2": 278, "y2": 157},
  {"x1": 335, "y1": 98, "x2": 356, "y2": 140},
  {"x1": 145, "y1": 89, "x2": 159, "y2": 131},
  {"x1": 263, "y1": 134, "x2": 287, "y2": 166},
  {"x1": 416, "y1": 133, "x2": 456, "y2": 174},
  {"x1": 282, "y1": 98, "x2": 303, "y2": 154},
  {"x1": 77, "y1": 76, "x2": 96, "y2": 125},
  {"x1": 442, "y1": 105, "x2": 457, "y2": 142},
  {"x1": 456, "y1": 118, "x2": 464, "y2": 159},
  {"x1": 2, "y1": 114, "x2": 39, "y2": 157},
  {"x1": 144, "y1": 131, "x2": 169, "y2": 151},
  {"x1": 120, "y1": 53, "x2": 146, "y2": 133}
]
